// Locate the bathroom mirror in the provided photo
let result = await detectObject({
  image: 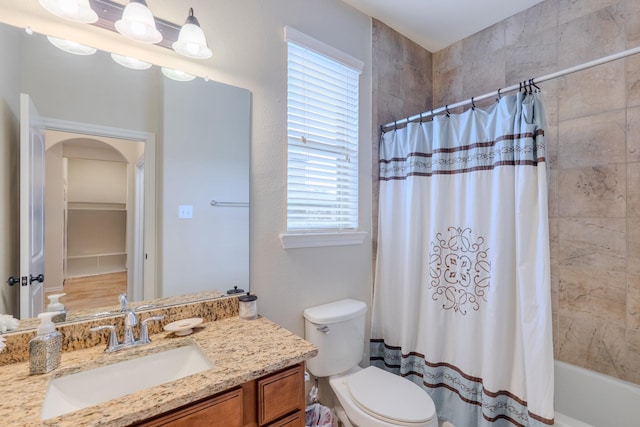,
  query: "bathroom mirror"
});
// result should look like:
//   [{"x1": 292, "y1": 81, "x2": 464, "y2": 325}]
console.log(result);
[{"x1": 0, "y1": 21, "x2": 250, "y2": 331}]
